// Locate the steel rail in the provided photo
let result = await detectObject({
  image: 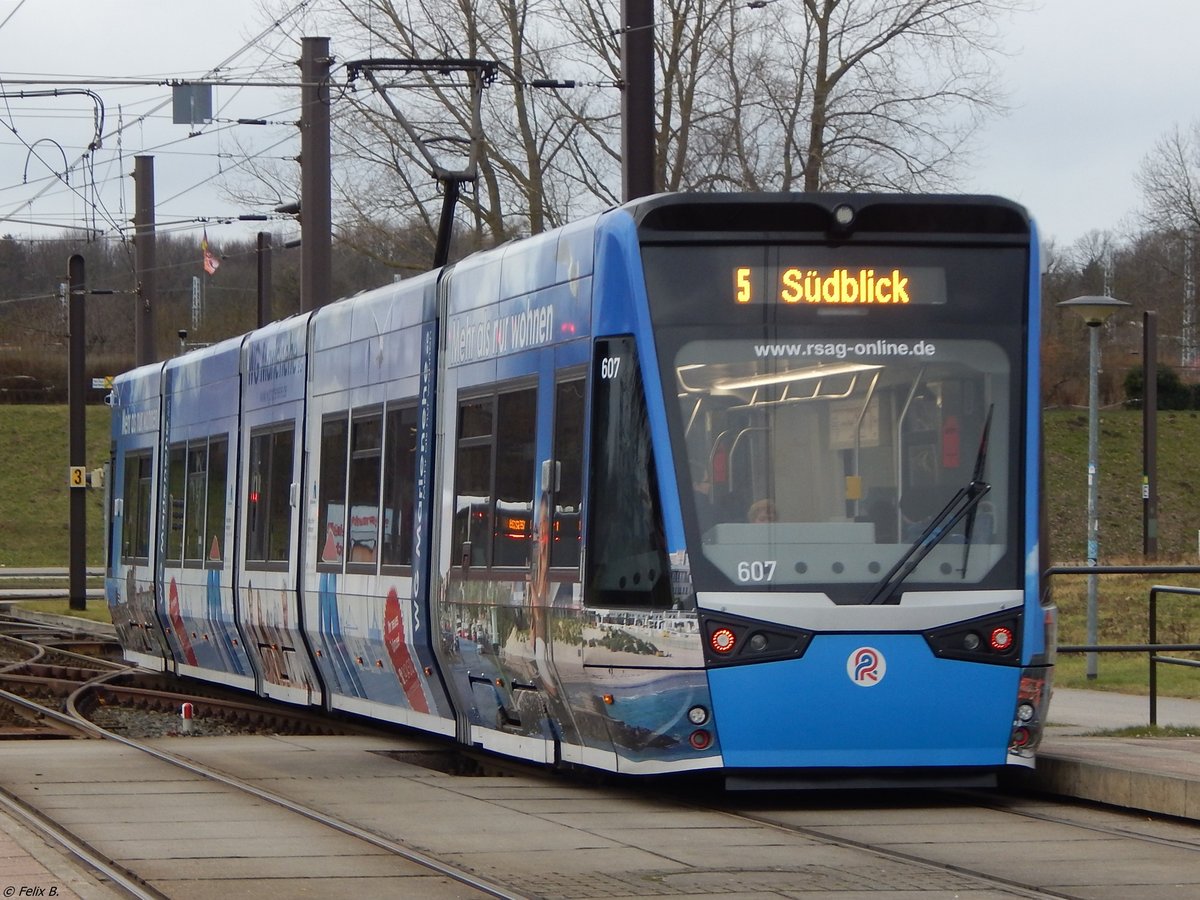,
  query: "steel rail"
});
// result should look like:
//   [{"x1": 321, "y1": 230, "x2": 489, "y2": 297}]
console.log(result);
[
  {"x1": 1, "y1": 650, "x2": 528, "y2": 900},
  {"x1": 0, "y1": 785, "x2": 169, "y2": 899}
]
